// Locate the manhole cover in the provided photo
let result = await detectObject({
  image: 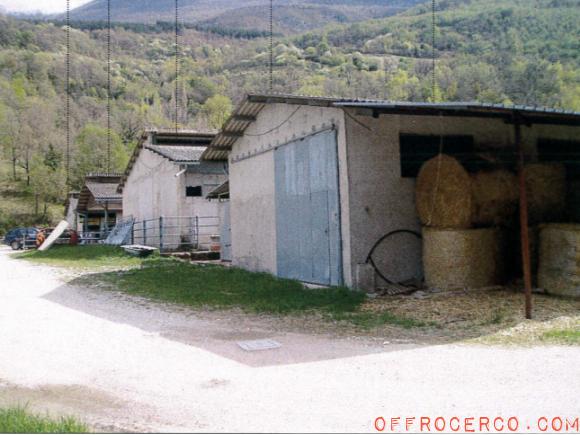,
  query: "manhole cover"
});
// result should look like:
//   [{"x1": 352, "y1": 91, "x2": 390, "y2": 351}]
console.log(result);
[{"x1": 237, "y1": 339, "x2": 282, "y2": 352}]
